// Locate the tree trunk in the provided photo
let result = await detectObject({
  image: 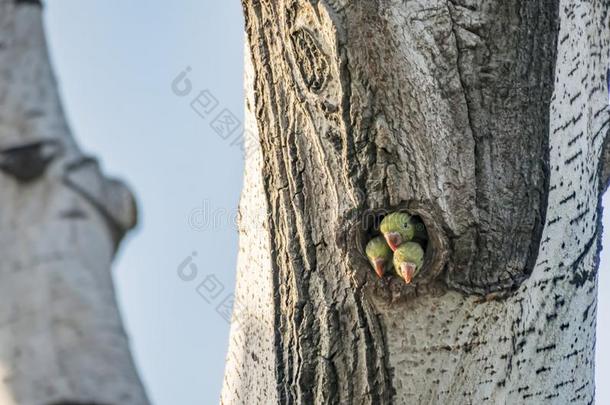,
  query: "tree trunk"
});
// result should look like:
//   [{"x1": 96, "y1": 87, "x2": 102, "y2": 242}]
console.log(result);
[
  {"x1": 222, "y1": 0, "x2": 610, "y2": 403},
  {"x1": 0, "y1": 2, "x2": 149, "y2": 404}
]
